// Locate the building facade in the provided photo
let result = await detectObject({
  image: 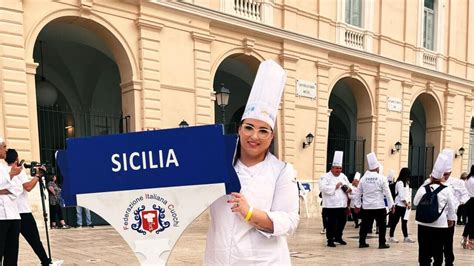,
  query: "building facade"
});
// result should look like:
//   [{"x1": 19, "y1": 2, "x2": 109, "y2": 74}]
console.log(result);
[{"x1": 0, "y1": 0, "x2": 473, "y2": 215}]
